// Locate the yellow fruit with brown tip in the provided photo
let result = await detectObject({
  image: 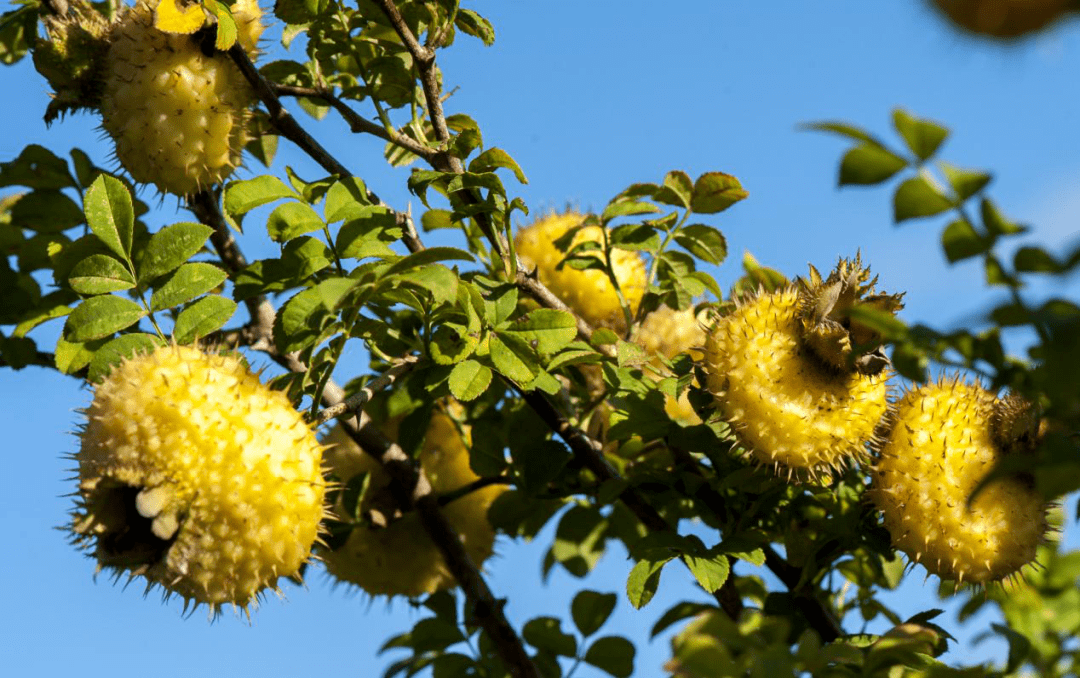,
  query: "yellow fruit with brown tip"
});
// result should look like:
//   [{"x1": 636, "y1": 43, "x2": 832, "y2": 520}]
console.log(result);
[
  {"x1": 69, "y1": 345, "x2": 327, "y2": 613},
  {"x1": 871, "y1": 378, "x2": 1047, "y2": 584},
  {"x1": 930, "y1": 0, "x2": 1075, "y2": 38},
  {"x1": 319, "y1": 406, "x2": 505, "y2": 597},
  {"x1": 515, "y1": 211, "x2": 647, "y2": 333},
  {"x1": 99, "y1": 0, "x2": 264, "y2": 195}
]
